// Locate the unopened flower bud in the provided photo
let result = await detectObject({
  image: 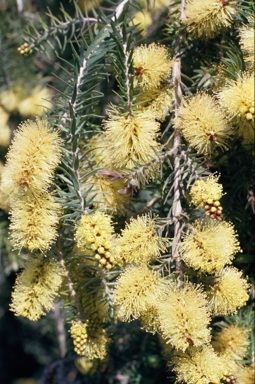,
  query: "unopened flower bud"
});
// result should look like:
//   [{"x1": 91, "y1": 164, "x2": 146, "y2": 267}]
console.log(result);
[
  {"x1": 246, "y1": 112, "x2": 253, "y2": 120},
  {"x1": 210, "y1": 207, "x2": 217, "y2": 213},
  {"x1": 214, "y1": 201, "x2": 220, "y2": 207},
  {"x1": 100, "y1": 258, "x2": 106, "y2": 265},
  {"x1": 249, "y1": 106, "x2": 254, "y2": 114},
  {"x1": 207, "y1": 199, "x2": 213, "y2": 205}
]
